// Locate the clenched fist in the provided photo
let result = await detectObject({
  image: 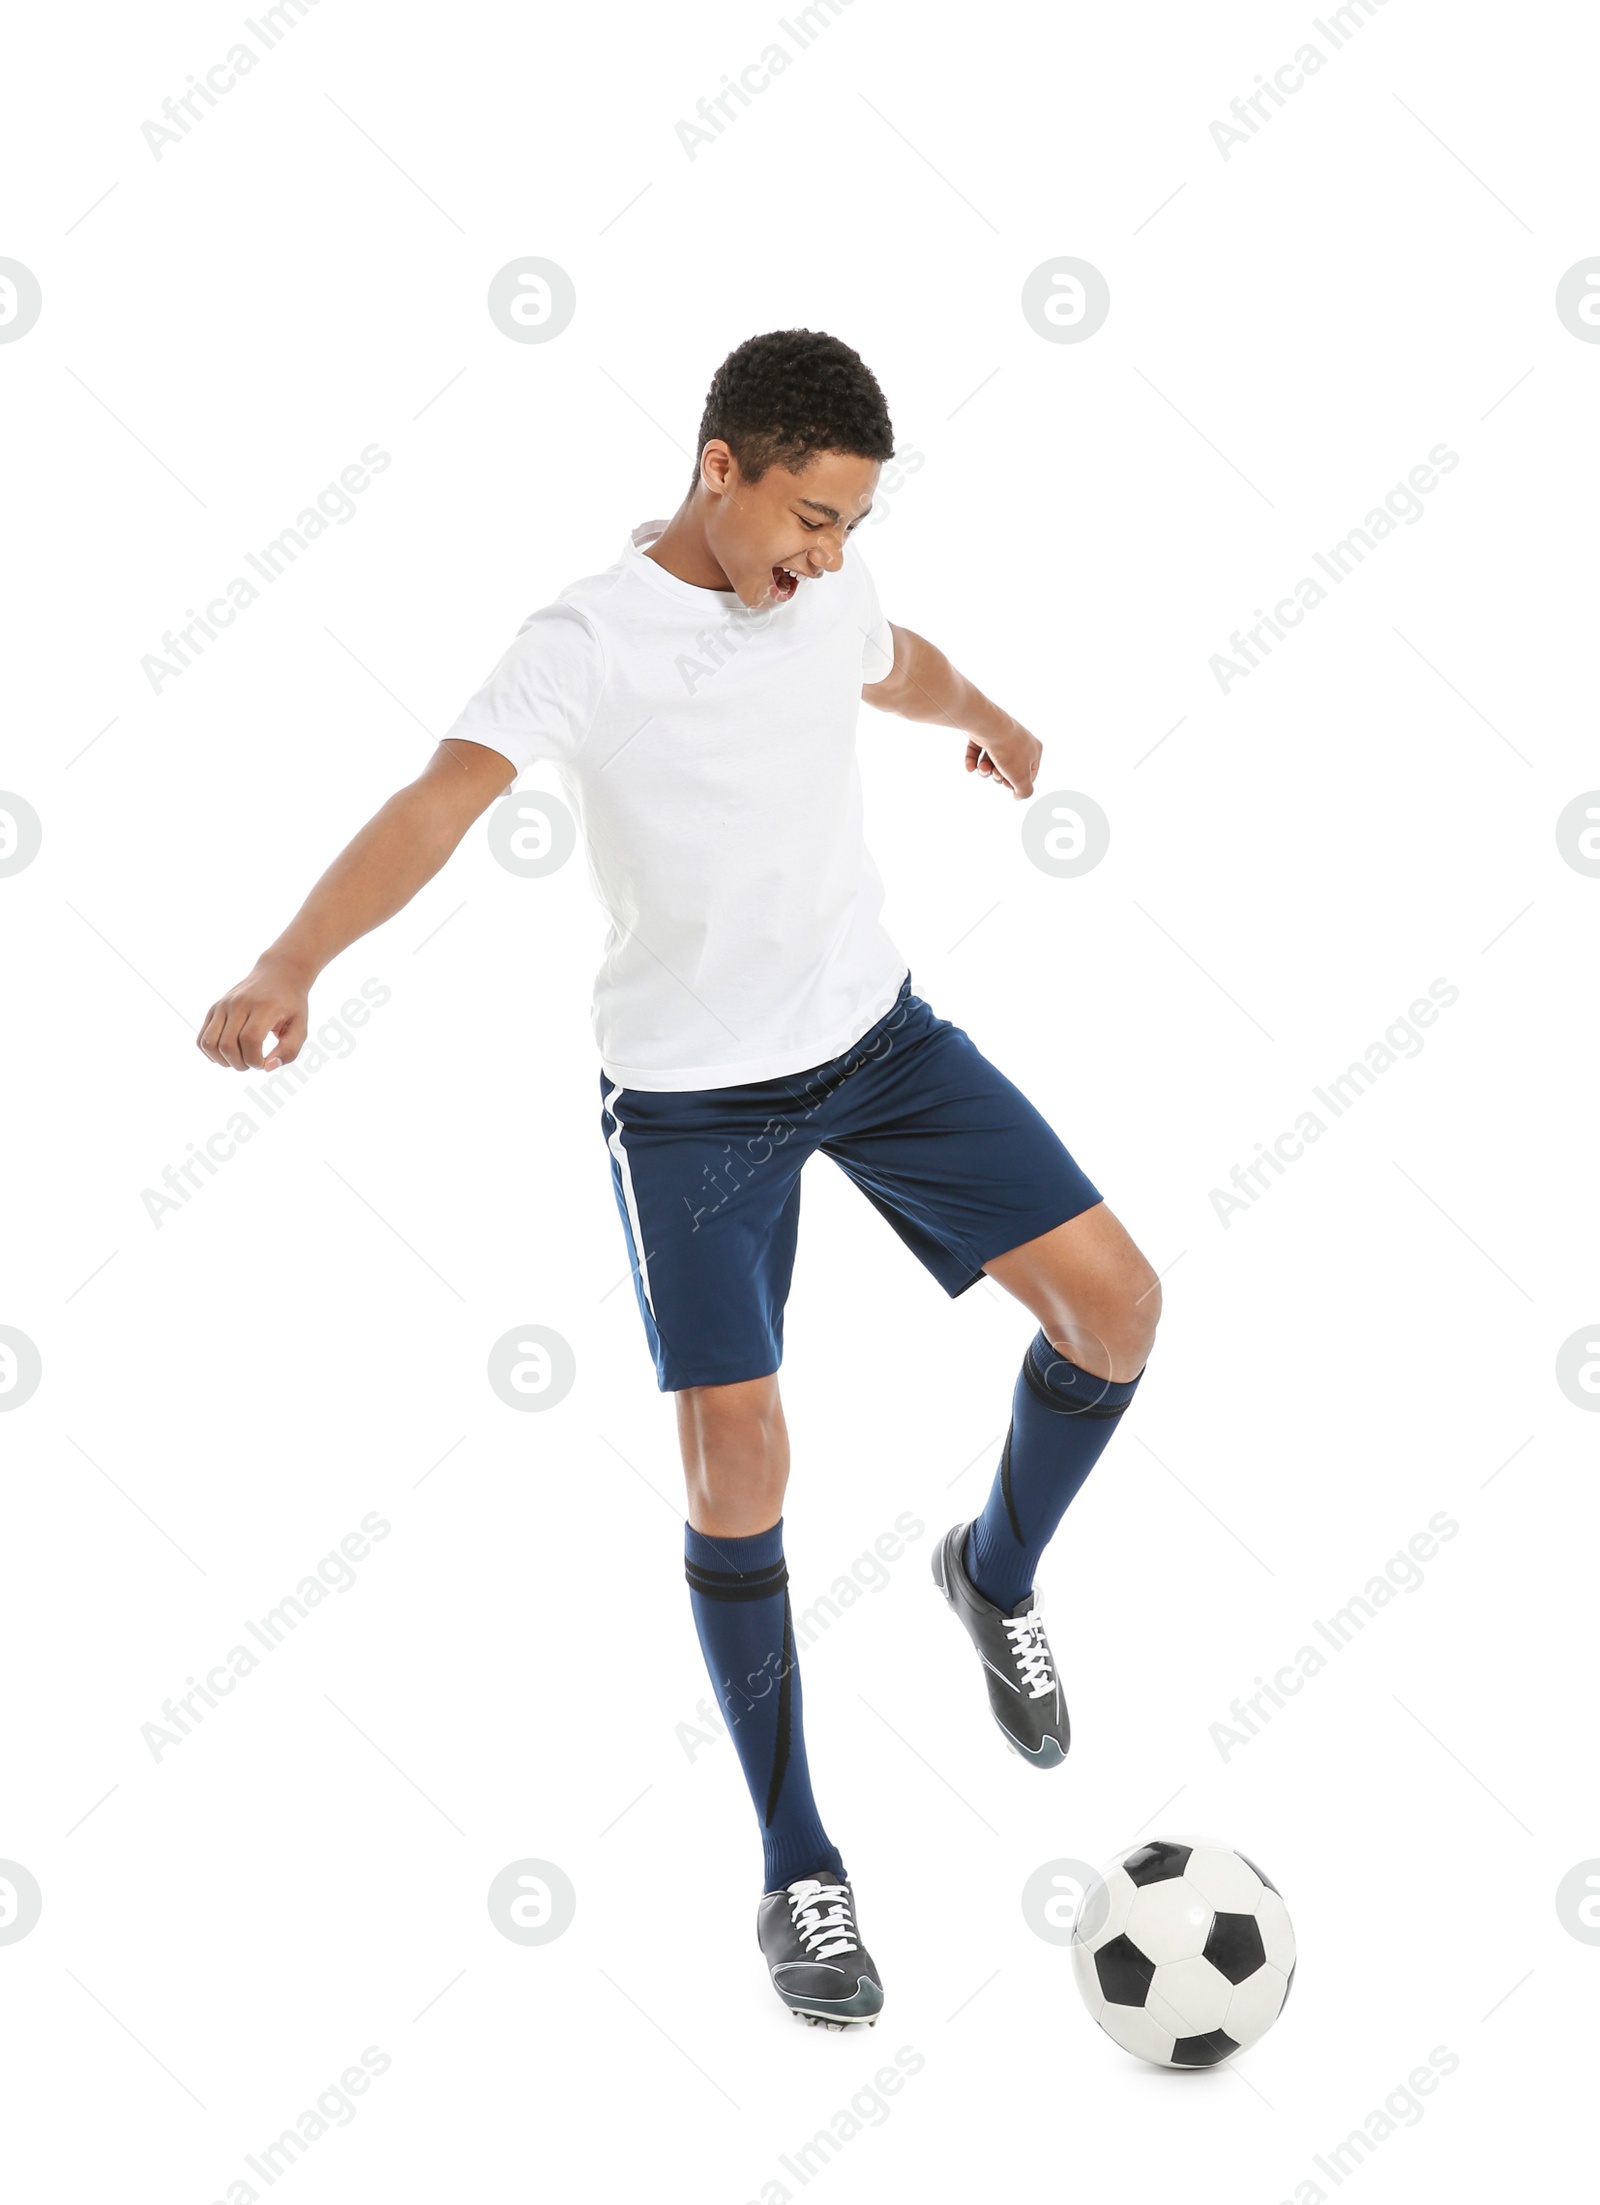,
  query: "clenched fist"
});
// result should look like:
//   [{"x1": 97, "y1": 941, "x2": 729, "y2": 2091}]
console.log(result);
[{"x1": 197, "y1": 953, "x2": 312, "y2": 1071}]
